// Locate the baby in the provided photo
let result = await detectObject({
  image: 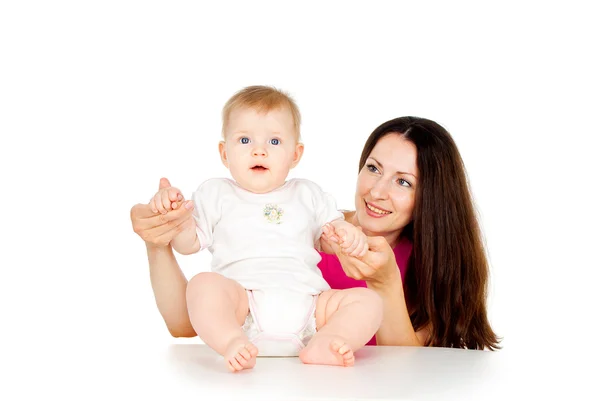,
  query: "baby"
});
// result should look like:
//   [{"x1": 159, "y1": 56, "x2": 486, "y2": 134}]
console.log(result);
[{"x1": 149, "y1": 86, "x2": 383, "y2": 372}]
